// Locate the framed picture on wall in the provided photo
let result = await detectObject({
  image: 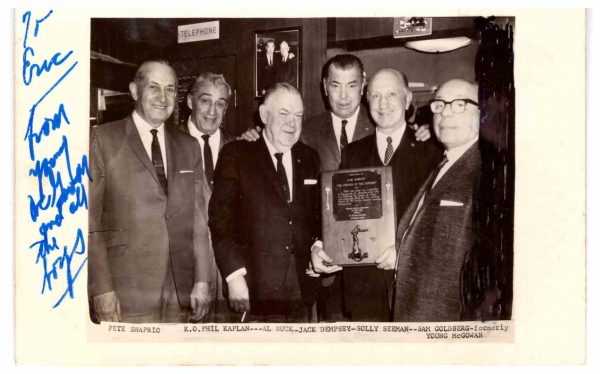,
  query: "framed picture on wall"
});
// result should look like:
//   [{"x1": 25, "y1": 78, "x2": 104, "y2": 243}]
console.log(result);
[{"x1": 254, "y1": 28, "x2": 301, "y2": 97}]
